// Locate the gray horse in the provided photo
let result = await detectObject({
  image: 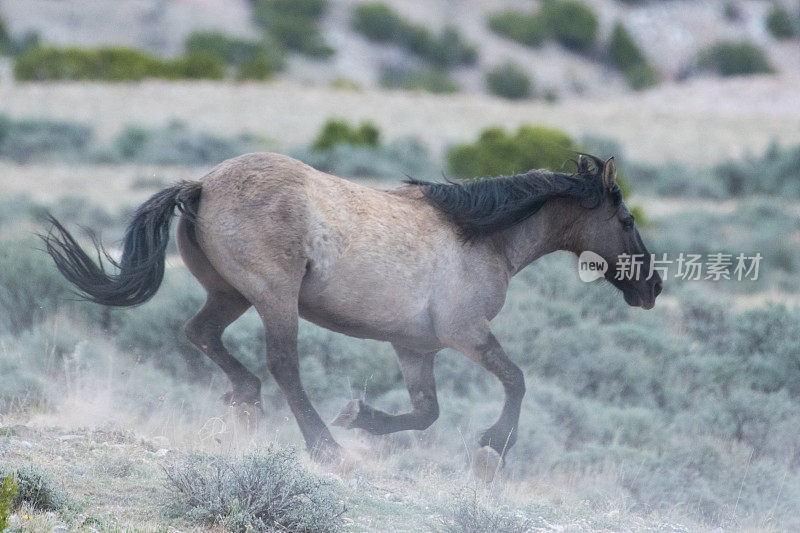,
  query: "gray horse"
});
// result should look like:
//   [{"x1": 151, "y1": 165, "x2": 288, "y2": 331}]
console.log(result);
[{"x1": 43, "y1": 152, "x2": 662, "y2": 471}]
